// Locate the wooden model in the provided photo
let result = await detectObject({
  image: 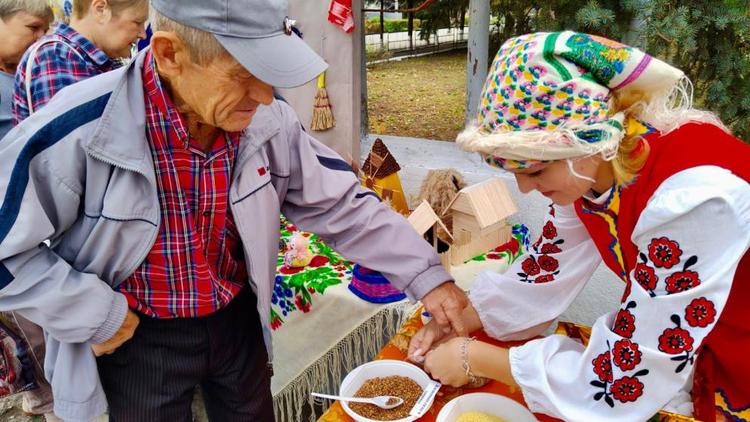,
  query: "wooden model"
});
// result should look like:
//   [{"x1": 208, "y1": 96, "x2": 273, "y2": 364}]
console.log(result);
[
  {"x1": 407, "y1": 177, "x2": 517, "y2": 268},
  {"x1": 360, "y1": 138, "x2": 409, "y2": 215}
]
